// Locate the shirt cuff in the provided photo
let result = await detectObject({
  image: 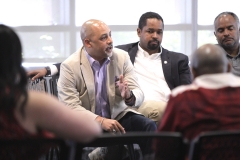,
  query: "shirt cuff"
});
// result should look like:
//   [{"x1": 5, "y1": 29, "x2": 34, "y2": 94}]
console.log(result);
[
  {"x1": 125, "y1": 95, "x2": 136, "y2": 106},
  {"x1": 49, "y1": 65, "x2": 58, "y2": 76}
]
